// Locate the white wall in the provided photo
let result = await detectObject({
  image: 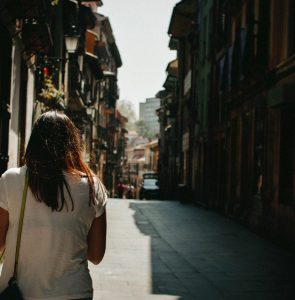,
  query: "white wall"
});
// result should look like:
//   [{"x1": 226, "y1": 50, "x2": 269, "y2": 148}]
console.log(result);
[
  {"x1": 25, "y1": 68, "x2": 35, "y2": 147},
  {"x1": 7, "y1": 40, "x2": 35, "y2": 168},
  {"x1": 8, "y1": 38, "x2": 21, "y2": 168}
]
